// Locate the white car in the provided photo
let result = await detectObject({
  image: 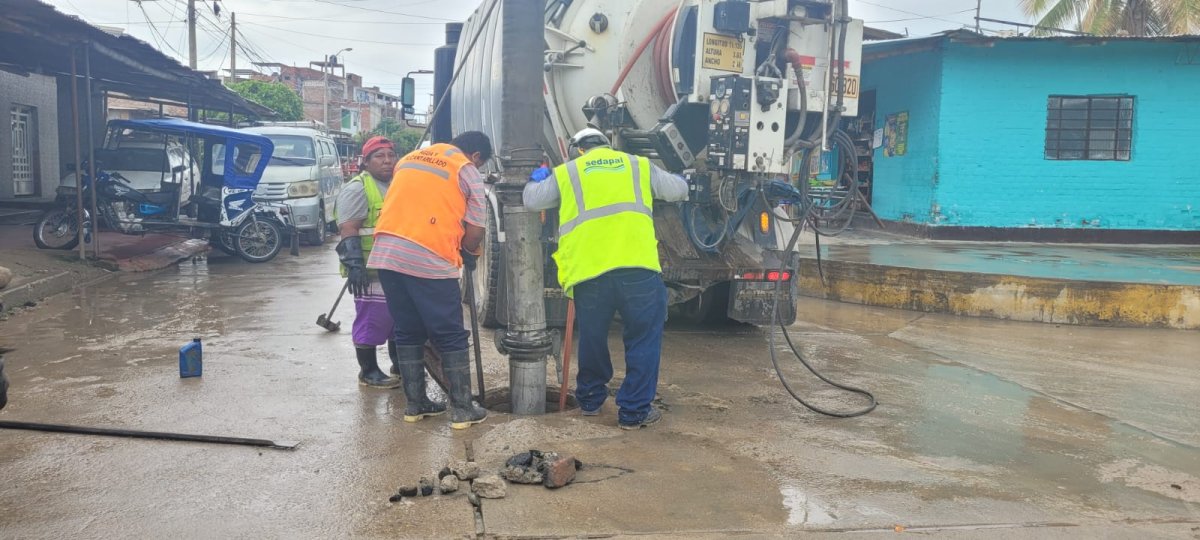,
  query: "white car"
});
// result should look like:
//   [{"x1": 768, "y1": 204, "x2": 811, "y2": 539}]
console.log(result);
[{"x1": 242, "y1": 126, "x2": 343, "y2": 245}]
